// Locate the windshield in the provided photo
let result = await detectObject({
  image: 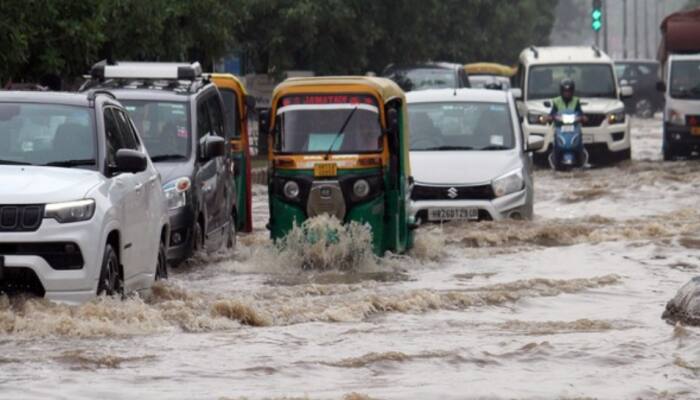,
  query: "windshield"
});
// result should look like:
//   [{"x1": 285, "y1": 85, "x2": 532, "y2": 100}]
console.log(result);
[
  {"x1": 387, "y1": 68, "x2": 456, "y2": 91},
  {"x1": 469, "y1": 75, "x2": 511, "y2": 89},
  {"x1": 409, "y1": 102, "x2": 515, "y2": 151},
  {"x1": 275, "y1": 95, "x2": 382, "y2": 154},
  {"x1": 220, "y1": 89, "x2": 240, "y2": 138},
  {"x1": 122, "y1": 100, "x2": 191, "y2": 160},
  {"x1": 0, "y1": 103, "x2": 96, "y2": 168},
  {"x1": 670, "y1": 60, "x2": 700, "y2": 100},
  {"x1": 527, "y1": 63, "x2": 616, "y2": 100}
]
